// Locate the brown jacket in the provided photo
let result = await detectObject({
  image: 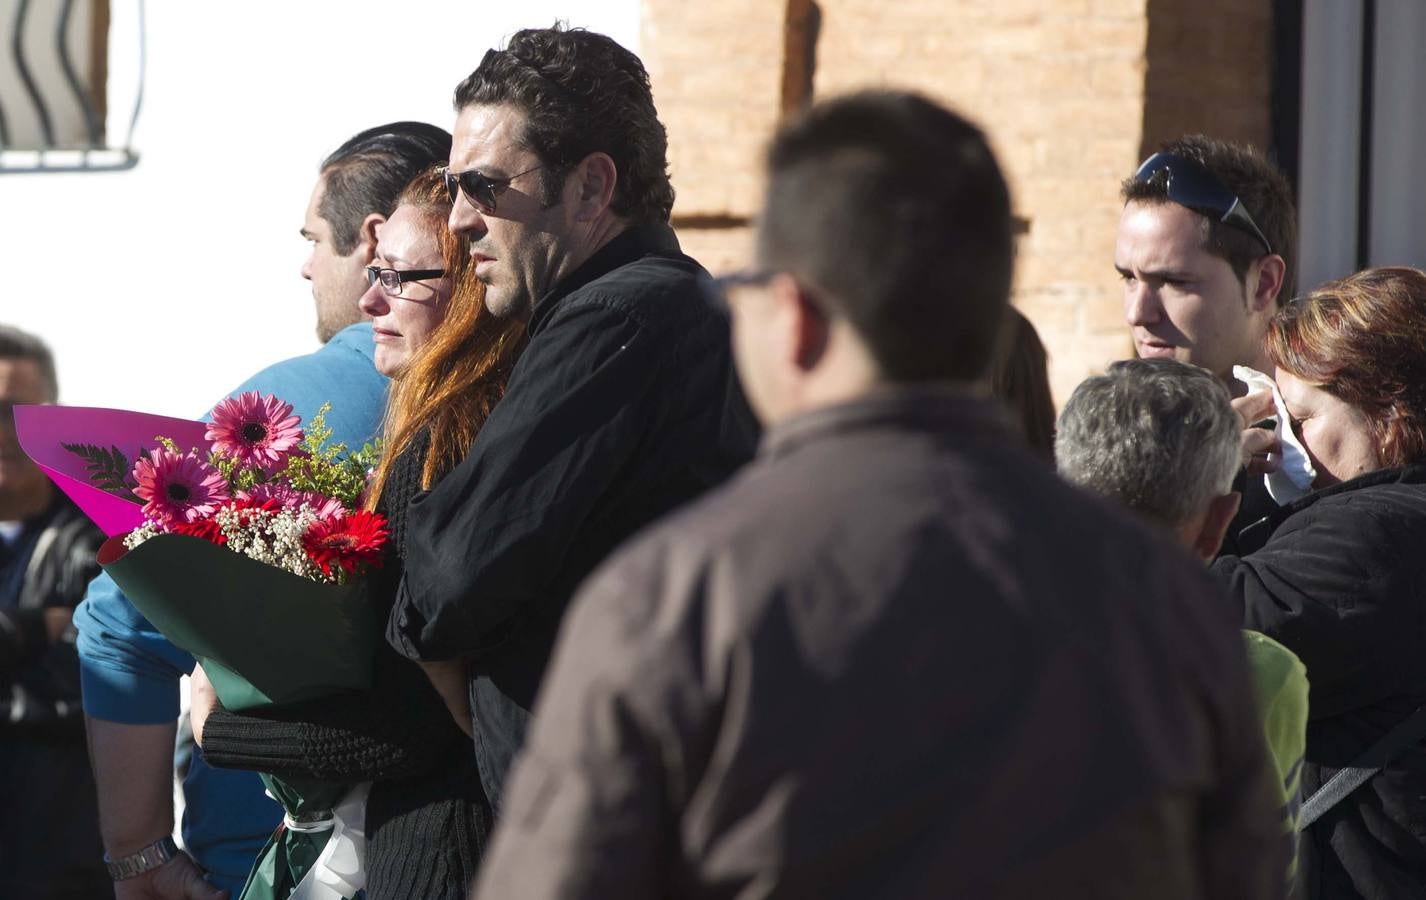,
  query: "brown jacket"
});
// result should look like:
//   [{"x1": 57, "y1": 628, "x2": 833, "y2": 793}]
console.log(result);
[{"x1": 475, "y1": 389, "x2": 1285, "y2": 899}]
